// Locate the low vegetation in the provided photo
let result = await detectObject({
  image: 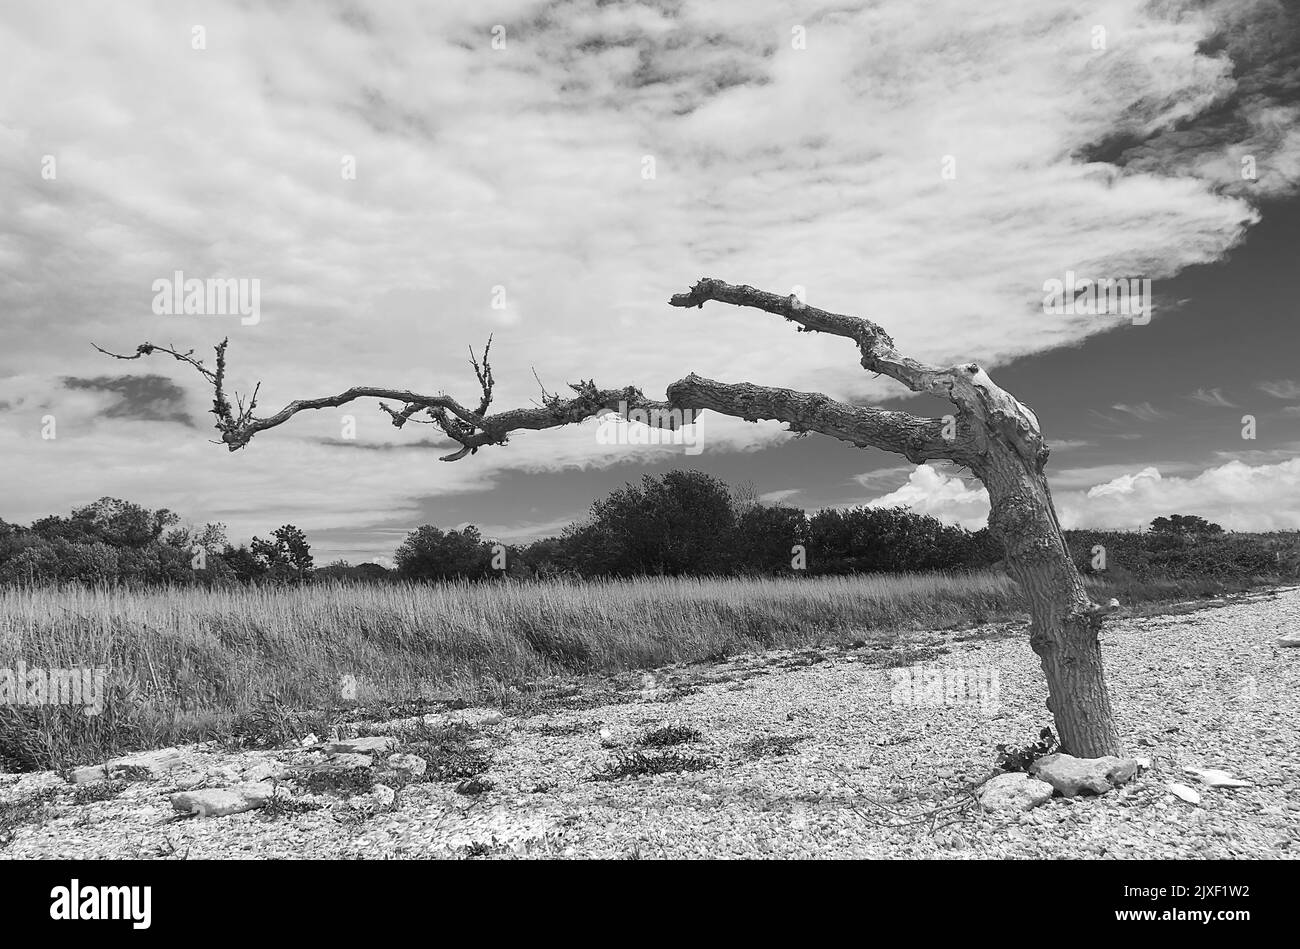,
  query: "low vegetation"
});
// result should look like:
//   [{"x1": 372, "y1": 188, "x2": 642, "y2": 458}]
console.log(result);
[
  {"x1": 0, "y1": 787, "x2": 56, "y2": 849},
  {"x1": 71, "y1": 780, "x2": 128, "y2": 805},
  {"x1": 405, "y1": 726, "x2": 493, "y2": 784},
  {"x1": 994, "y1": 727, "x2": 1060, "y2": 773},
  {"x1": 636, "y1": 724, "x2": 702, "y2": 748},
  {"x1": 0, "y1": 556, "x2": 1290, "y2": 772},
  {"x1": 293, "y1": 766, "x2": 376, "y2": 797},
  {"x1": 591, "y1": 751, "x2": 714, "y2": 781},
  {"x1": 743, "y1": 735, "x2": 806, "y2": 759}
]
